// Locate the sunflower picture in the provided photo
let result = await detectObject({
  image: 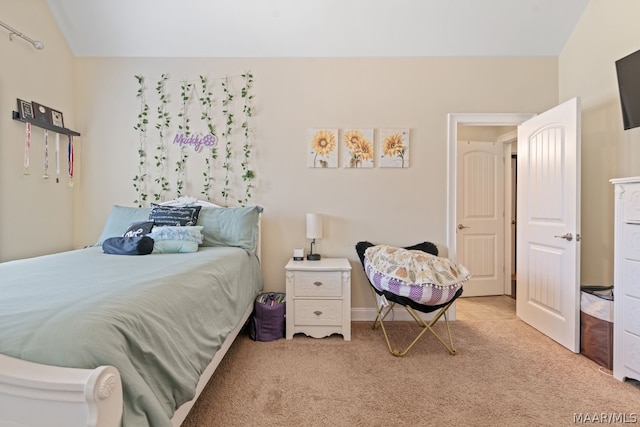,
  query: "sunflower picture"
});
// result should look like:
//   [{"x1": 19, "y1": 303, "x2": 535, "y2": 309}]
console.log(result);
[
  {"x1": 343, "y1": 128, "x2": 374, "y2": 168},
  {"x1": 379, "y1": 128, "x2": 410, "y2": 168},
  {"x1": 308, "y1": 128, "x2": 338, "y2": 168}
]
